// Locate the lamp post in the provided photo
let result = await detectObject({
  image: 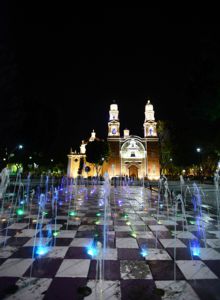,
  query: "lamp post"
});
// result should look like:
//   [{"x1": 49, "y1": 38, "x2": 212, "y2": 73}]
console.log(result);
[{"x1": 196, "y1": 147, "x2": 202, "y2": 181}]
